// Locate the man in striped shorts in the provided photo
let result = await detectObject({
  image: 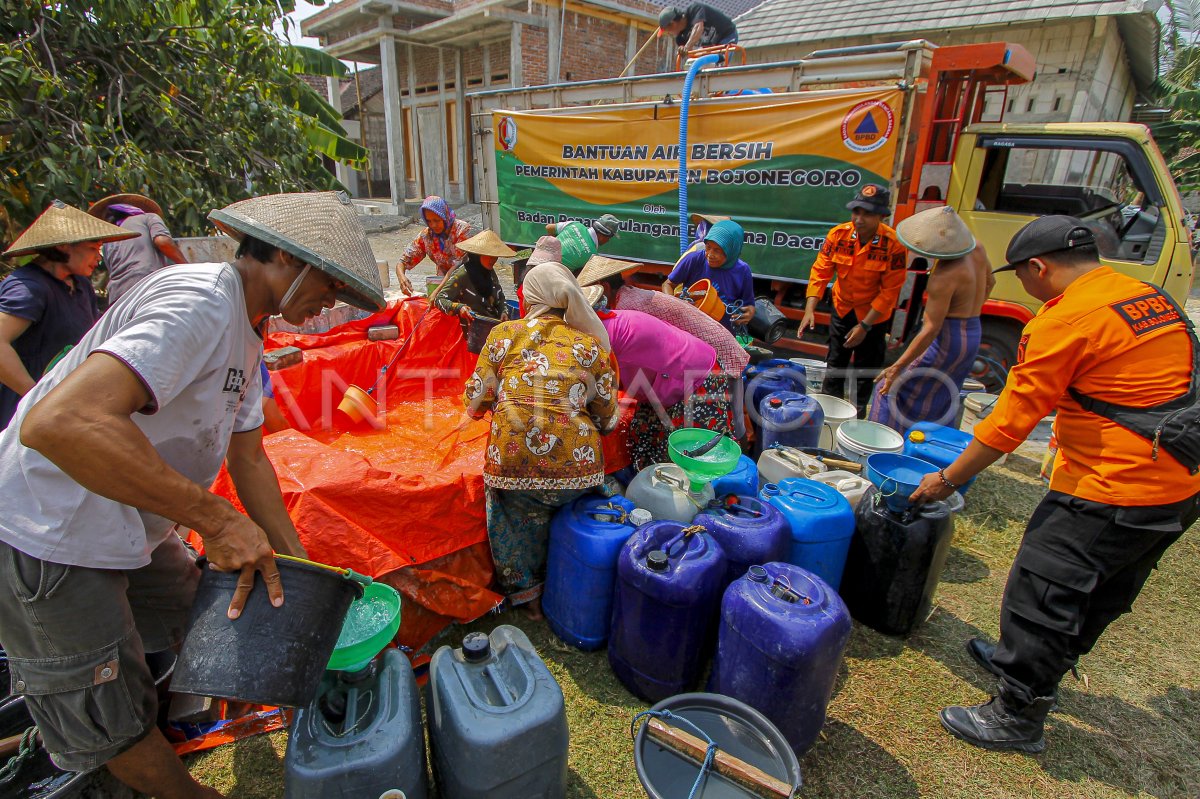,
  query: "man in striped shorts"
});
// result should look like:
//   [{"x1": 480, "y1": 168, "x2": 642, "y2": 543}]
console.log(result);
[{"x1": 869, "y1": 206, "x2": 994, "y2": 430}]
